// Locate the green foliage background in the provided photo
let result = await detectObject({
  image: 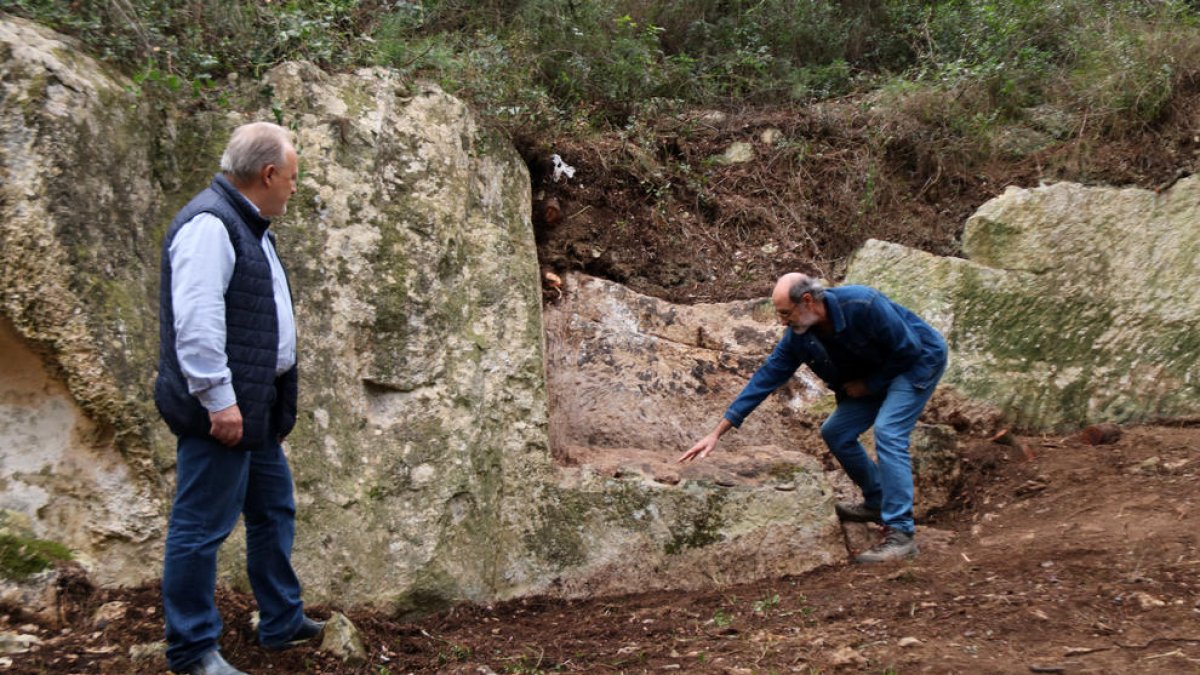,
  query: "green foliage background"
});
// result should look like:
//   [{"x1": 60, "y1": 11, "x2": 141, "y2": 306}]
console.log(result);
[{"x1": 4, "y1": 0, "x2": 1199, "y2": 137}]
